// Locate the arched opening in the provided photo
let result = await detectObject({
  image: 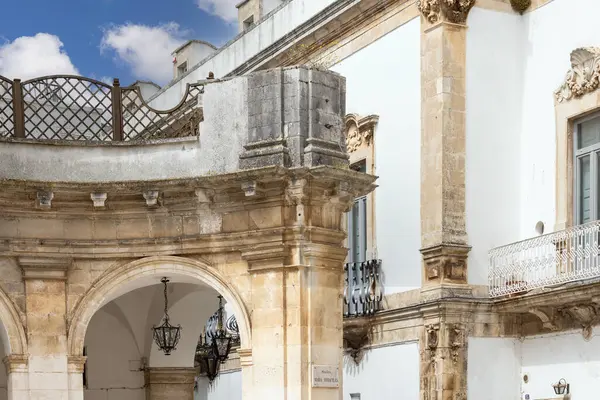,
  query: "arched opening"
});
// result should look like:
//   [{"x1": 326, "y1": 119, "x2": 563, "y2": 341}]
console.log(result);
[
  {"x1": 0, "y1": 286, "x2": 28, "y2": 400},
  {"x1": 68, "y1": 256, "x2": 250, "y2": 400}
]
